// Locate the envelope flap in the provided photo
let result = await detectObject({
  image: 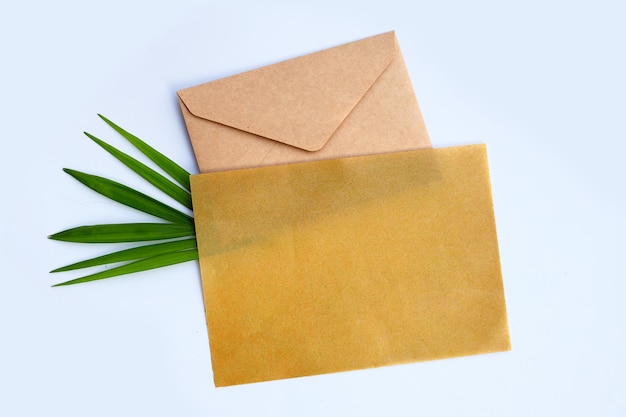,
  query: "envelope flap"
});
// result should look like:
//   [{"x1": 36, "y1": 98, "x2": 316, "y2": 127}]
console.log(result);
[{"x1": 177, "y1": 32, "x2": 397, "y2": 152}]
